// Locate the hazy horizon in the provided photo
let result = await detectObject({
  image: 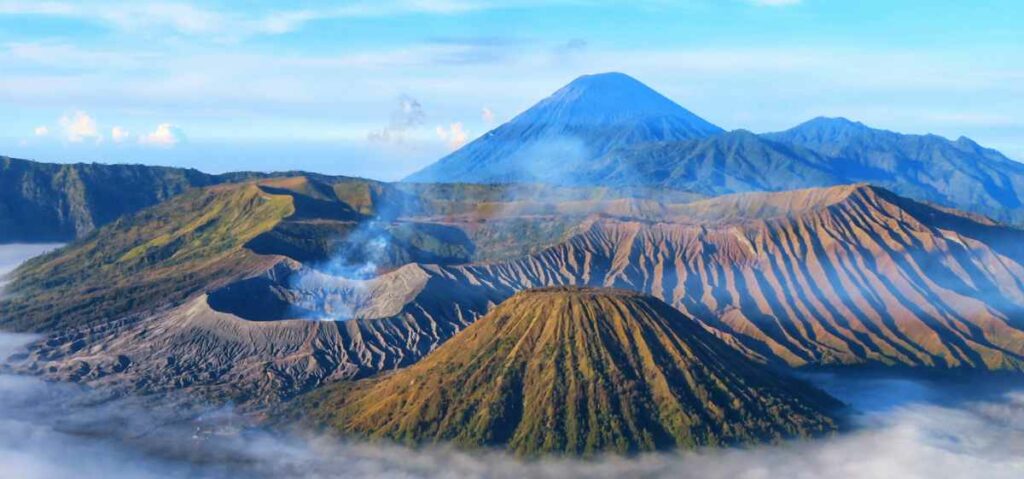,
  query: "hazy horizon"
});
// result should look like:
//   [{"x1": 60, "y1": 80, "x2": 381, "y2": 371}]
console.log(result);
[{"x1": 1, "y1": 0, "x2": 1022, "y2": 181}]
